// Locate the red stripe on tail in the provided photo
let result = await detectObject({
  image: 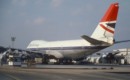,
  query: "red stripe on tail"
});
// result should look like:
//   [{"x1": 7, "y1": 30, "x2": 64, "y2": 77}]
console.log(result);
[{"x1": 100, "y1": 24, "x2": 114, "y2": 34}]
